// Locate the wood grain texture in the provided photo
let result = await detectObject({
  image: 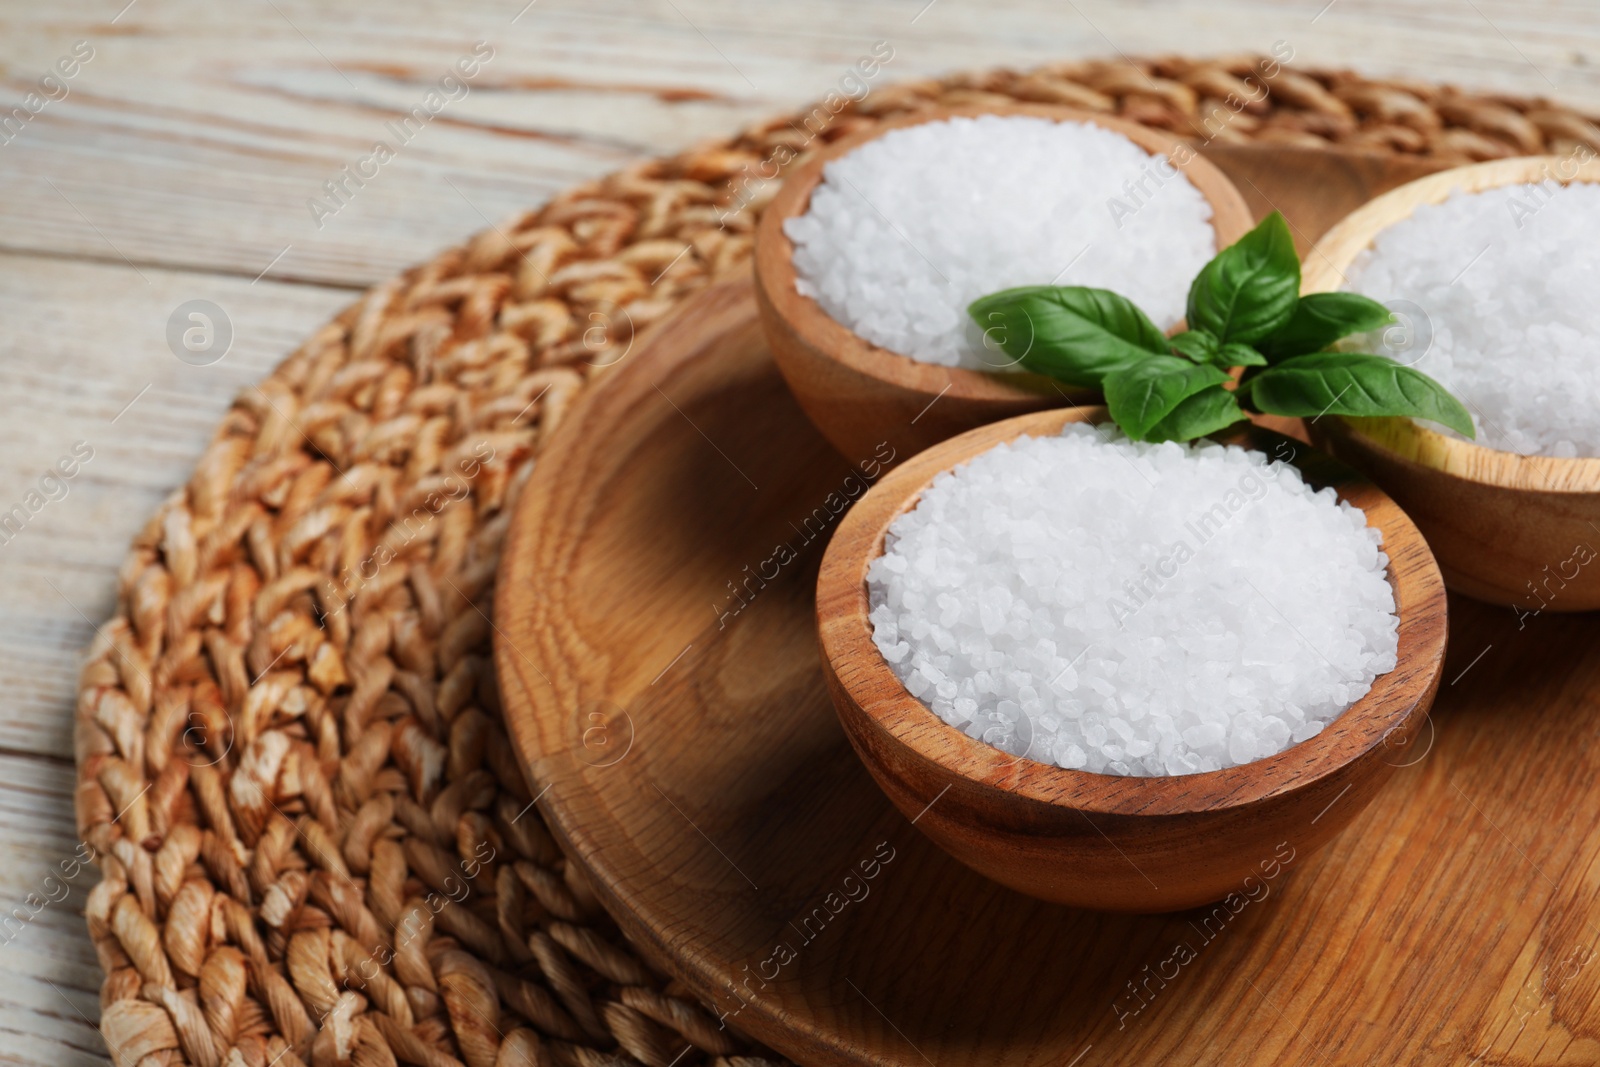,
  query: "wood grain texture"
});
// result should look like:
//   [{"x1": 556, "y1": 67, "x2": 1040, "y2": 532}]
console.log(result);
[
  {"x1": 1312, "y1": 416, "x2": 1600, "y2": 611},
  {"x1": 9, "y1": 1, "x2": 1600, "y2": 288},
  {"x1": 753, "y1": 104, "x2": 1255, "y2": 466},
  {"x1": 814, "y1": 406, "x2": 1446, "y2": 912},
  {"x1": 10, "y1": 2, "x2": 1600, "y2": 1062},
  {"x1": 0, "y1": 252, "x2": 351, "y2": 761},
  {"x1": 1301, "y1": 156, "x2": 1600, "y2": 611},
  {"x1": 0, "y1": 253, "x2": 350, "y2": 1065},
  {"x1": 0, "y1": 751, "x2": 131, "y2": 1067},
  {"x1": 495, "y1": 267, "x2": 1600, "y2": 1066}
]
